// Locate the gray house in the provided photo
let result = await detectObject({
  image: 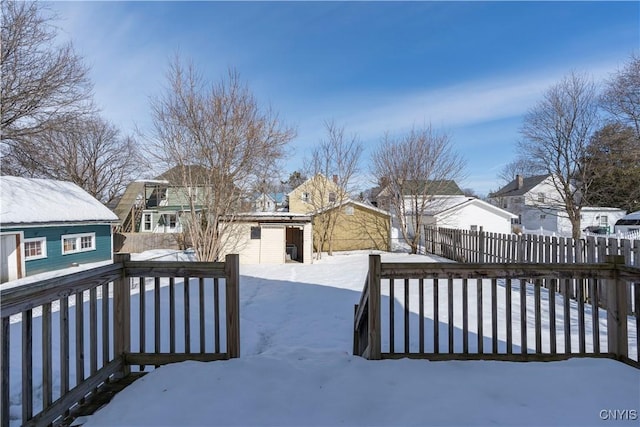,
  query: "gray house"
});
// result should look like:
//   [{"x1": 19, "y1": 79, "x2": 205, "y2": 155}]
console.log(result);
[{"x1": 0, "y1": 176, "x2": 118, "y2": 283}]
